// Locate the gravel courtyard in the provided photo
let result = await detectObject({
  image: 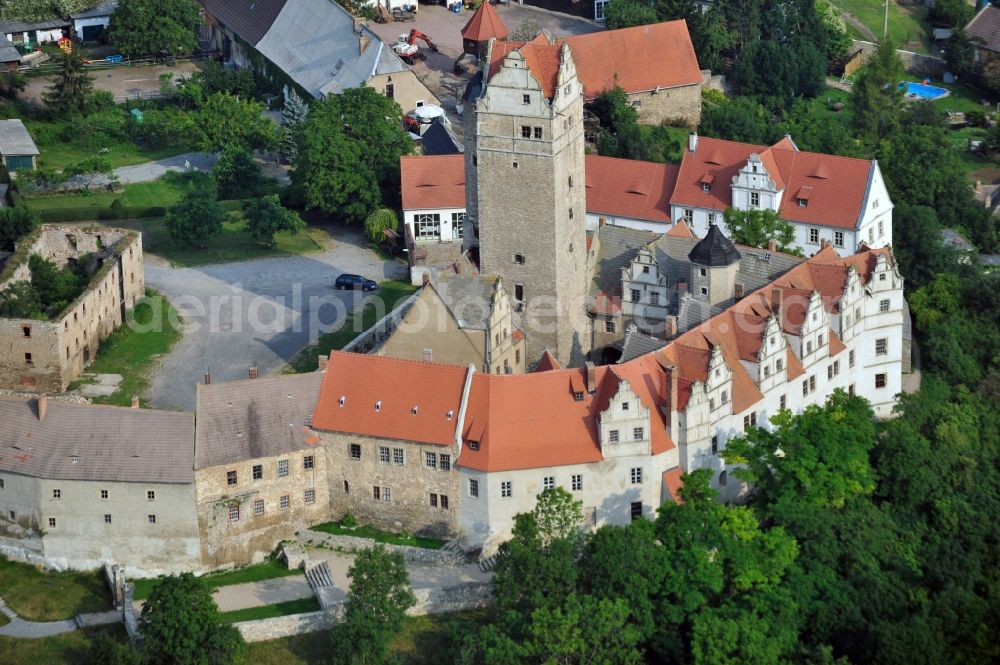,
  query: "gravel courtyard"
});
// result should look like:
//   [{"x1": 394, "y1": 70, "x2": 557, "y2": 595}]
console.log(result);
[{"x1": 144, "y1": 229, "x2": 407, "y2": 411}]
